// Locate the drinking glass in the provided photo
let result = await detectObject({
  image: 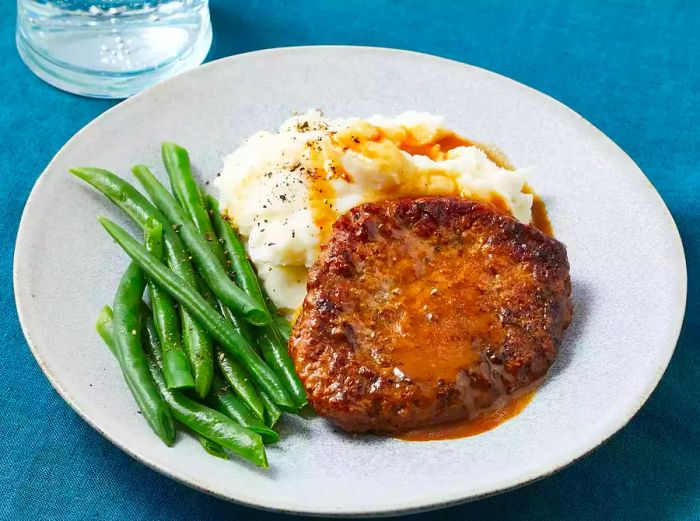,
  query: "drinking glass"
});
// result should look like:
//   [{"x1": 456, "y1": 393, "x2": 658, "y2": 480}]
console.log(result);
[{"x1": 16, "y1": 1, "x2": 212, "y2": 99}]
